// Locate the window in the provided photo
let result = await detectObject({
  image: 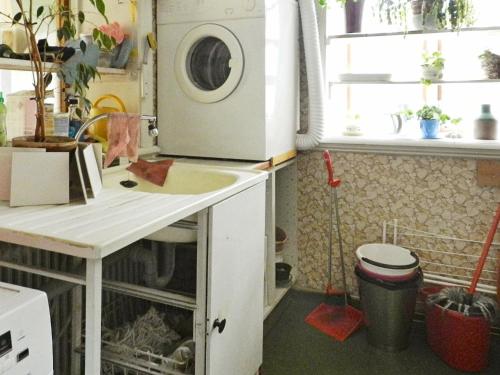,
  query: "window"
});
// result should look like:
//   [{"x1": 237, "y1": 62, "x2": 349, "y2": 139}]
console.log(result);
[{"x1": 324, "y1": 0, "x2": 500, "y2": 142}]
